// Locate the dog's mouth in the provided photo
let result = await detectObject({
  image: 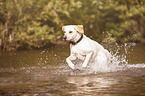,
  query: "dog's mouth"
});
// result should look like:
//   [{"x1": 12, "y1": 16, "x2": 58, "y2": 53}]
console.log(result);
[
  {"x1": 63, "y1": 34, "x2": 83, "y2": 45},
  {"x1": 63, "y1": 35, "x2": 74, "y2": 41},
  {"x1": 63, "y1": 36, "x2": 75, "y2": 45},
  {"x1": 63, "y1": 38, "x2": 73, "y2": 42}
]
